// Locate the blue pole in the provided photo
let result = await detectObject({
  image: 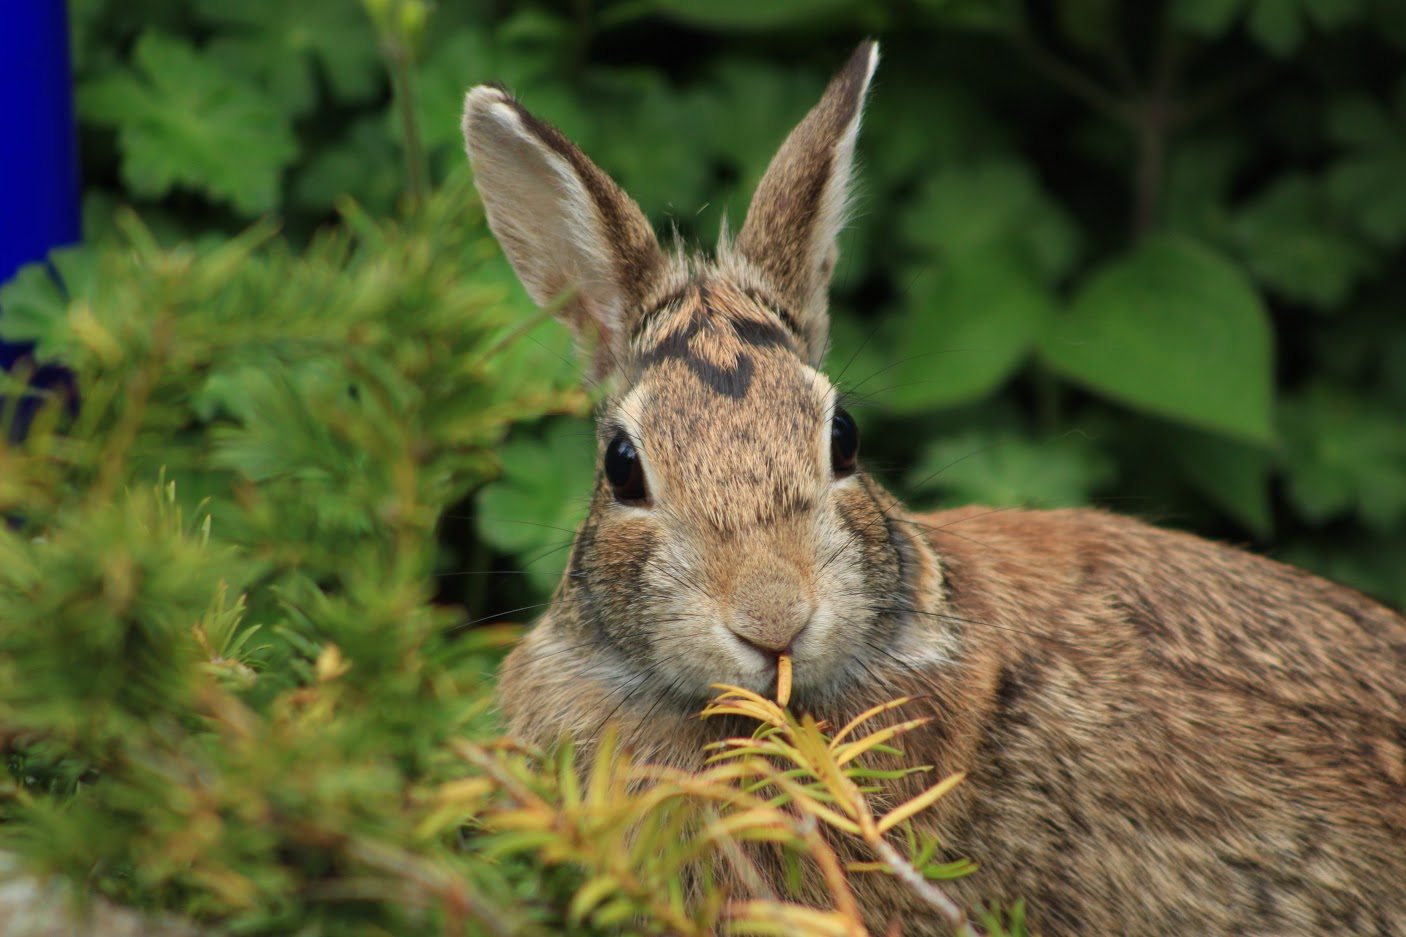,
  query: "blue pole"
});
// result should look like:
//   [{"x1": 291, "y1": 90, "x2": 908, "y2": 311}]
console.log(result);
[{"x1": 0, "y1": 1, "x2": 81, "y2": 370}]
